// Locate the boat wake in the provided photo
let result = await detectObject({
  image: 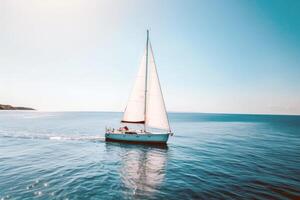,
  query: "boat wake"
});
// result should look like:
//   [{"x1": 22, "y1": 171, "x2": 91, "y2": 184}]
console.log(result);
[
  {"x1": 0, "y1": 132, "x2": 105, "y2": 142},
  {"x1": 49, "y1": 135, "x2": 105, "y2": 142}
]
